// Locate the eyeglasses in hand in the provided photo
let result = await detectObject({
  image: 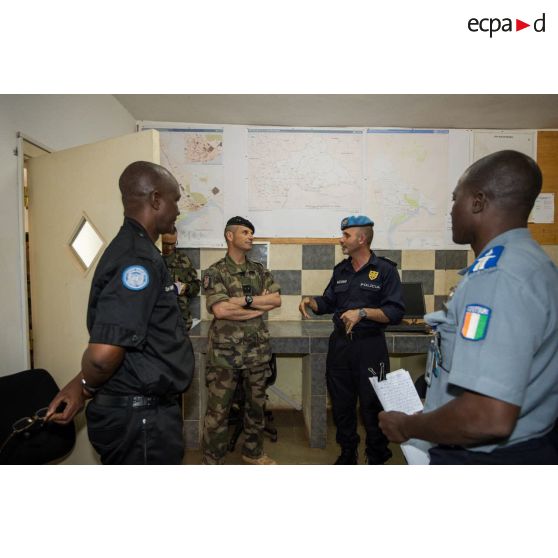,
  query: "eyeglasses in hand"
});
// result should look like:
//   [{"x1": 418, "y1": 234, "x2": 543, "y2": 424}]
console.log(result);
[{"x1": 0, "y1": 407, "x2": 49, "y2": 455}]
